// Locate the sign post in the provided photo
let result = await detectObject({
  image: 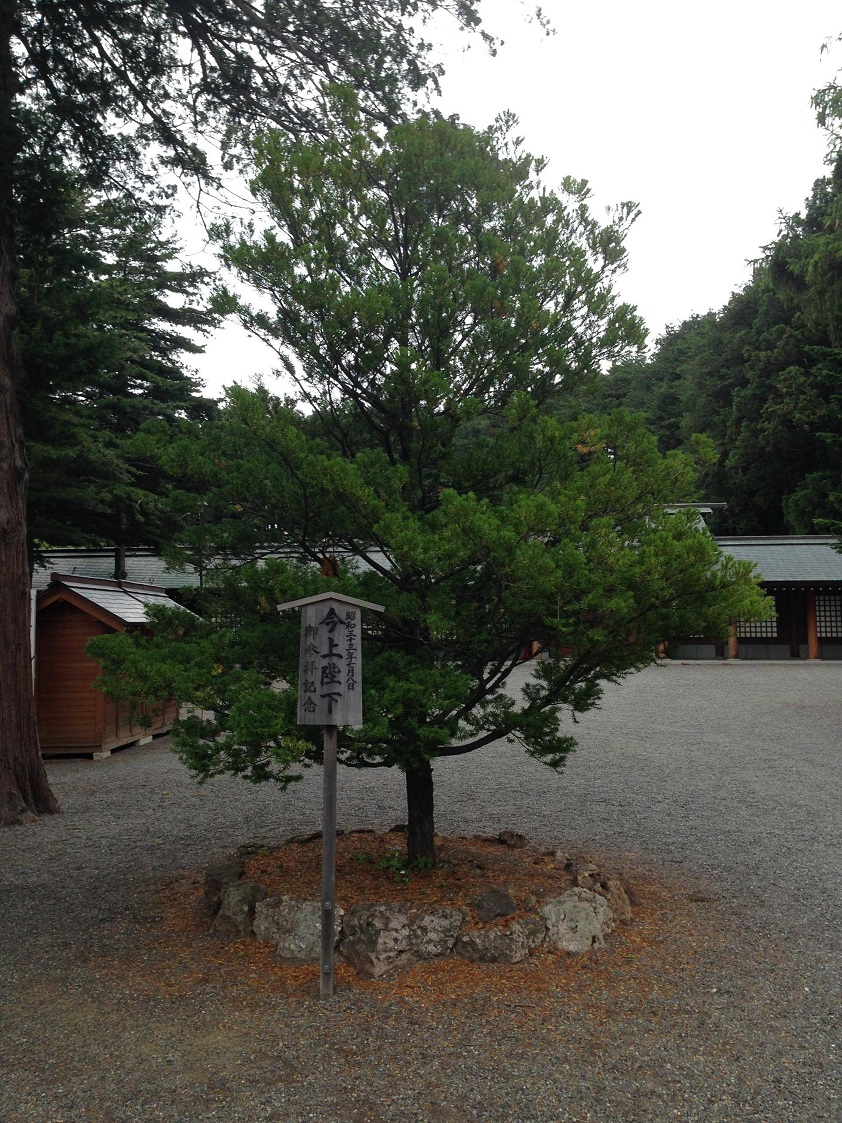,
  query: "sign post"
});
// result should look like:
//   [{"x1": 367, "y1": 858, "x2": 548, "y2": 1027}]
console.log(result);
[{"x1": 277, "y1": 591, "x2": 384, "y2": 998}]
